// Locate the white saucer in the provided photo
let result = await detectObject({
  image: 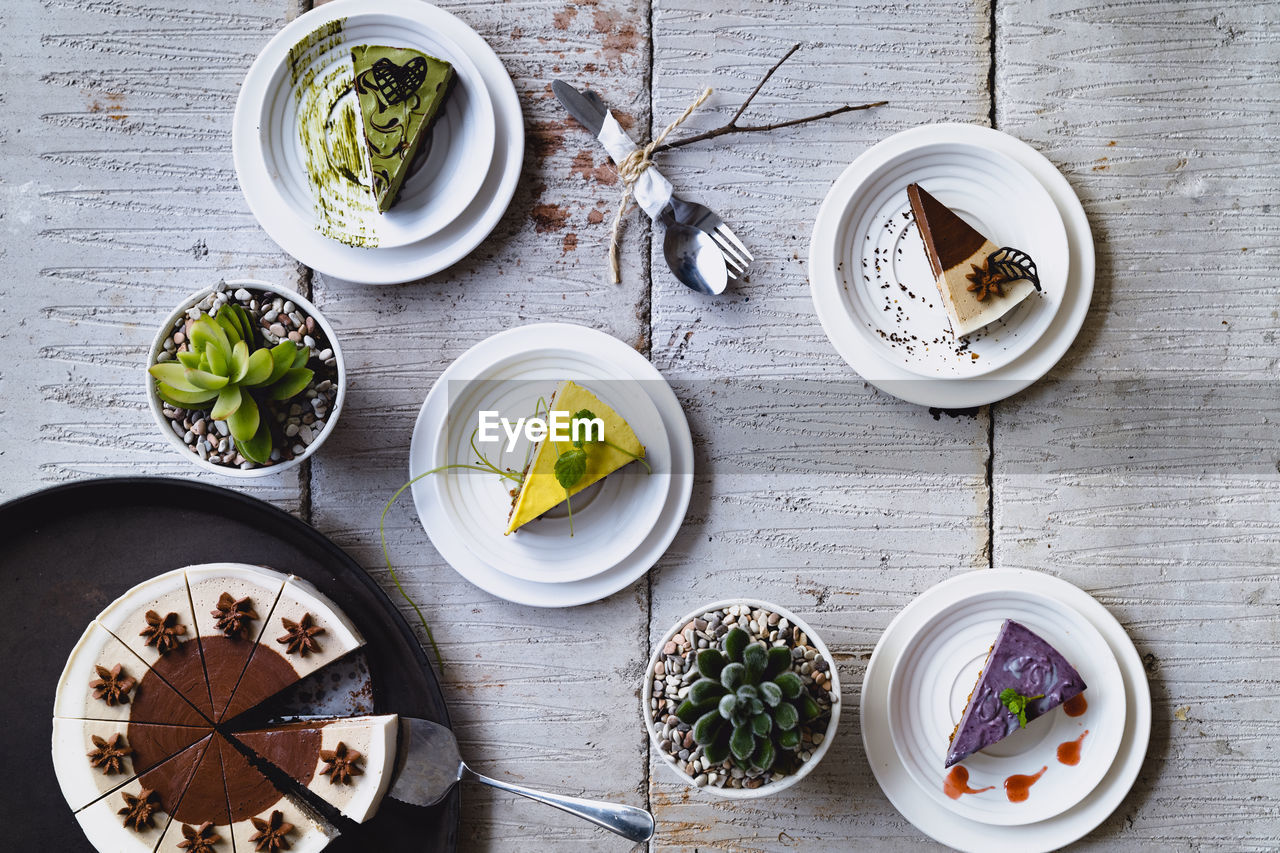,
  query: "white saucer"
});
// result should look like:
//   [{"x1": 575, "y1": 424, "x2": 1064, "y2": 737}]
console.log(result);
[
  {"x1": 862, "y1": 570, "x2": 1151, "y2": 853},
  {"x1": 886, "y1": 588, "x2": 1124, "y2": 825},
  {"x1": 409, "y1": 324, "x2": 694, "y2": 607},
  {"x1": 426, "y1": 352, "x2": 672, "y2": 584},
  {"x1": 234, "y1": 0, "x2": 523, "y2": 283},
  {"x1": 810, "y1": 124, "x2": 1094, "y2": 407}
]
